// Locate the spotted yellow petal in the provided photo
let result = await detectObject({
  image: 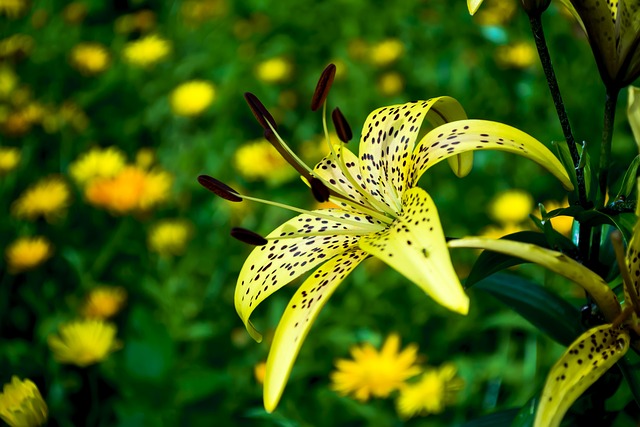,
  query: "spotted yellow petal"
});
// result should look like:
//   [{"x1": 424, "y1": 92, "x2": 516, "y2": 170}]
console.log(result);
[
  {"x1": 448, "y1": 237, "x2": 620, "y2": 322},
  {"x1": 359, "y1": 187, "x2": 469, "y2": 315},
  {"x1": 467, "y1": 0, "x2": 484, "y2": 15},
  {"x1": 534, "y1": 325, "x2": 630, "y2": 427},
  {"x1": 410, "y1": 120, "x2": 574, "y2": 191},
  {"x1": 358, "y1": 98, "x2": 468, "y2": 210},
  {"x1": 263, "y1": 248, "x2": 368, "y2": 412},
  {"x1": 235, "y1": 209, "x2": 384, "y2": 342}
]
